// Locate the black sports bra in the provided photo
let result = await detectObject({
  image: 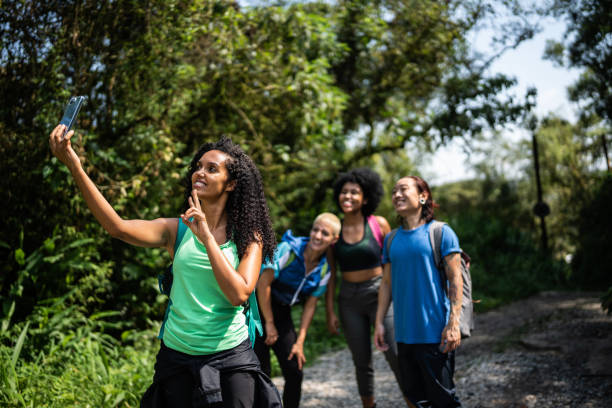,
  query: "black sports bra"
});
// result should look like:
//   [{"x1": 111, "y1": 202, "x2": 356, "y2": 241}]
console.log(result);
[{"x1": 334, "y1": 220, "x2": 382, "y2": 272}]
